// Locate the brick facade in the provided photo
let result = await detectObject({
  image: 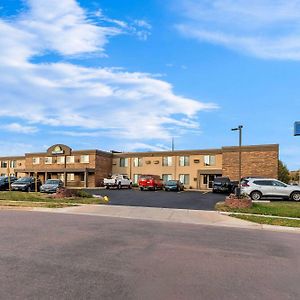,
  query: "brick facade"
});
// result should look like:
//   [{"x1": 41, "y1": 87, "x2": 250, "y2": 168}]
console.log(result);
[
  {"x1": 222, "y1": 145, "x2": 279, "y2": 180},
  {"x1": 0, "y1": 143, "x2": 279, "y2": 189}
]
